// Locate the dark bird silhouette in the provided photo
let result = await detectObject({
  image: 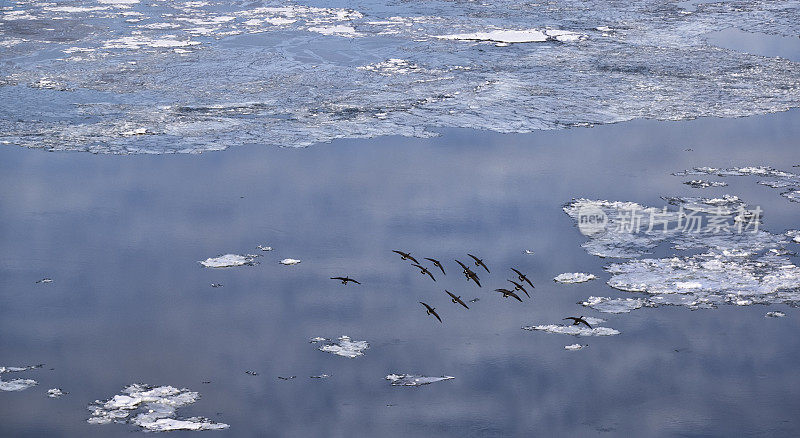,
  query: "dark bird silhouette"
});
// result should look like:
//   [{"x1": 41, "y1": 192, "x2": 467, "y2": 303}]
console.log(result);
[
  {"x1": 511, "y1": 268, "x2": 534, "y2": 288},
  {"x1": 425, "y1": 257, "x2": 446, "y2": 275},
  {"x1": 495, "y1": 288, "x2": 523, "y2": 302},
  {"x1": 445, "y1": 290, "x2": 469, "y2": 309},
  {"x1": 330, "y1": 276, "x2": 361, "y2": 285},
  {"x1": 419, "y1": 301, "x2": 442, "y2": 322},
  {"x1": 455, "y1": 259, "x2": 481, "y2": 286},
  {"x1": 411, "y1": 263, "x2": 436, "y2": 281},
  {"x1": 563, "y1": 316, "x2": 592, "y2": 328},
  {"x1": 392, "y1": 250, "x2": 419, "y2": 264},
  {"x1": 467, "y1": 253, "x2": 490, "y2": 273},
  {"x1": 507, "y1": 279, "x2": 530, "y2": 298}
]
